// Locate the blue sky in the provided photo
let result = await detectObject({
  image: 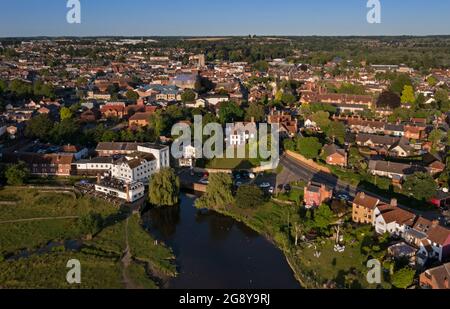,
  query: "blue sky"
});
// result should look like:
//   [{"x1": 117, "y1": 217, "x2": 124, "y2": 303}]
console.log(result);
[{"x1": 0, "y1": 0, "x2": 449, "y2": 37}]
